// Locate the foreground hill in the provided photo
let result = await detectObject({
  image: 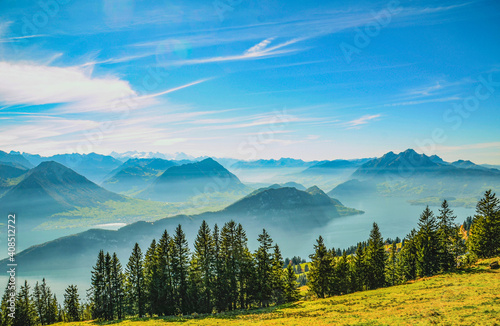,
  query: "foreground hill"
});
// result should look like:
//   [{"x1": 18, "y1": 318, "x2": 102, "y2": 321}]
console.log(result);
[
  {"x1": 139, "y1": 158, "x2": 248, "y2": 202},
  {"x1": 54, "y1": 257, "x2": 499, "y2": 325},
  {"x1": 0, "y1": 161, "x2": 124, "y2": 219}
]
